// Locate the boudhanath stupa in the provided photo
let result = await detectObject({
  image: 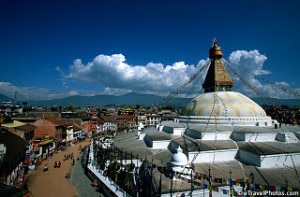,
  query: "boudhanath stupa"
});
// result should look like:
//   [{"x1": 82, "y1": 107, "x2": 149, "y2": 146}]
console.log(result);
[{"x1": 99, "y1": 39, "x2": 300, "y2": 196}]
